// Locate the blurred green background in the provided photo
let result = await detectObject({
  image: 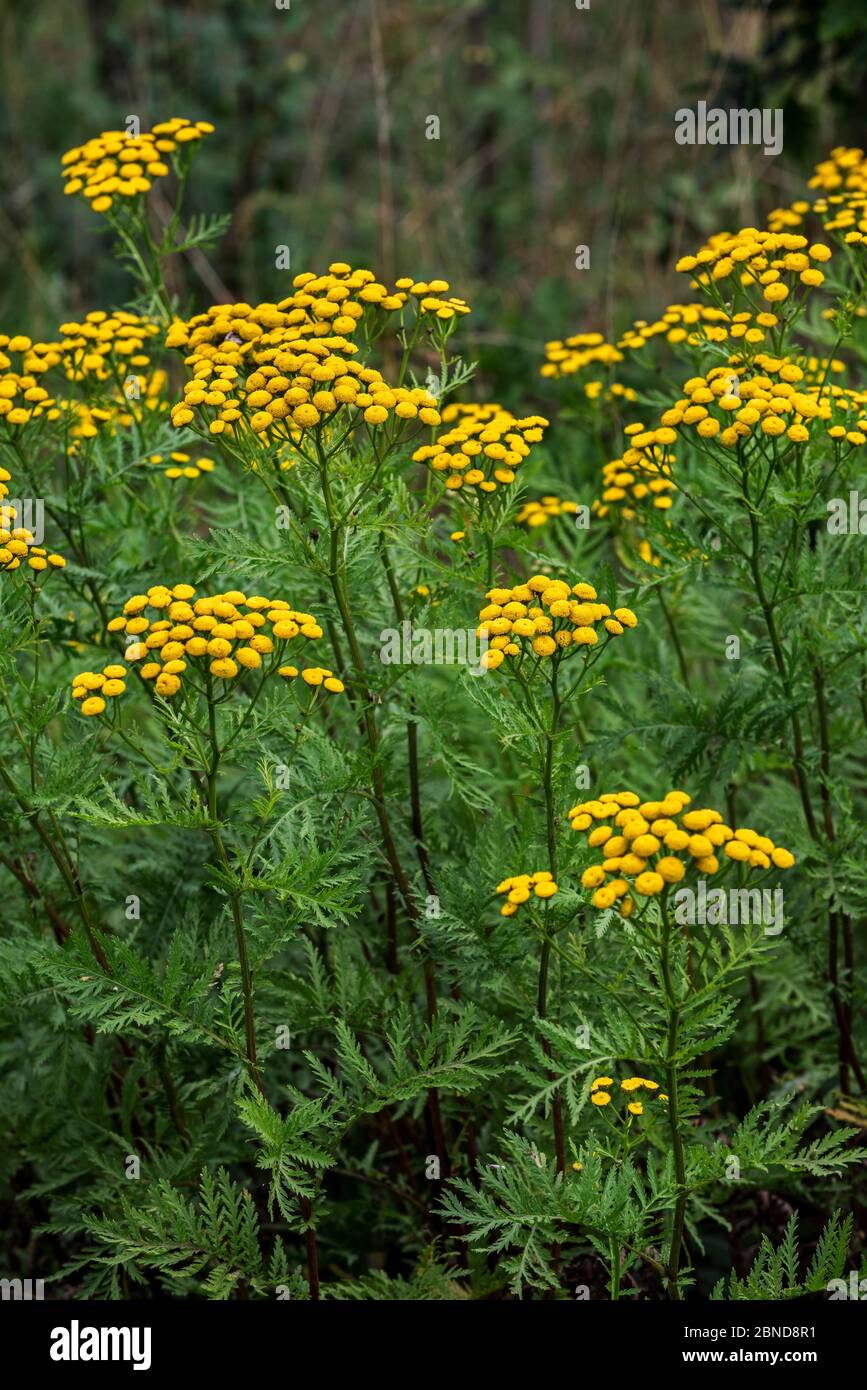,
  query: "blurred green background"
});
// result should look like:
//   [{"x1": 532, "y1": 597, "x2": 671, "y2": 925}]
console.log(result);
[{"x1": 3, "y1": 0, "x2": 867, "y2": 395}]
